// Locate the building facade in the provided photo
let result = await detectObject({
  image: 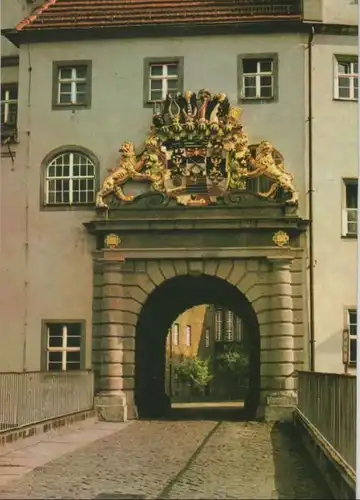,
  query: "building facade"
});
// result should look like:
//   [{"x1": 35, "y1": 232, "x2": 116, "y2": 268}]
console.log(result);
[{"x1": 0, "y1": 0, "x2": 357, "y2": 420}]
